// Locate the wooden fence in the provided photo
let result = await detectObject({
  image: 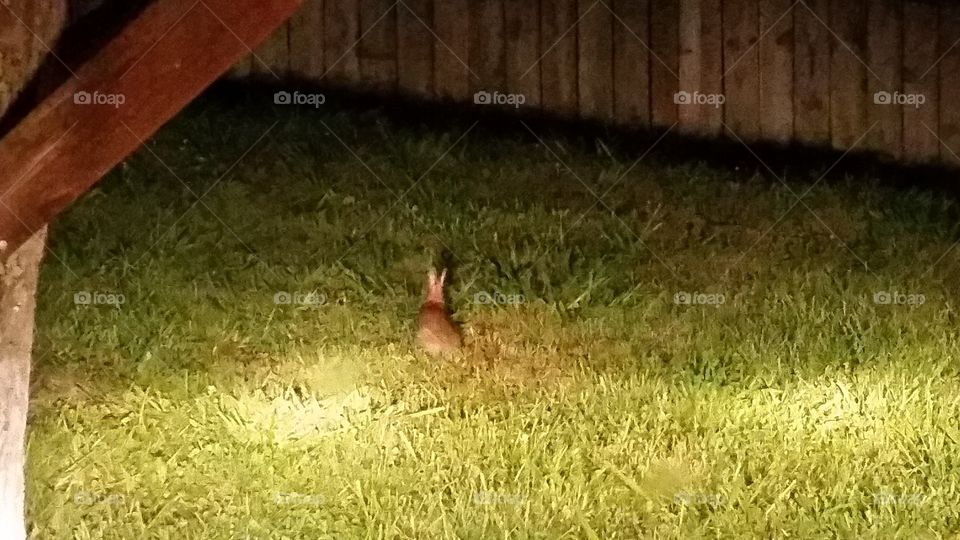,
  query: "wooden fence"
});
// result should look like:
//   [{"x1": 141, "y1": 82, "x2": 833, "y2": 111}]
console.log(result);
[{"x1": 229, "y1": 0, "x2": 960, "y2": 167}]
